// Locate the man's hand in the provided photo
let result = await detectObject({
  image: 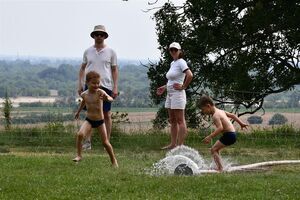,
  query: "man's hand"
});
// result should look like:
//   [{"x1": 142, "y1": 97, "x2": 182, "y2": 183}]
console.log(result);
[
  {"x1": 202, "y1": 135, "x2": 212, "y2": 144},
  {"x1": 77, "y1": 87, "x2": 83, "y2": 96},
  {"x1": 112, "y1": 88, "x2": 118, "y2": 98},
  {"x1": 74, "y1": 112, "x2": 80, "y2": 120}
]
